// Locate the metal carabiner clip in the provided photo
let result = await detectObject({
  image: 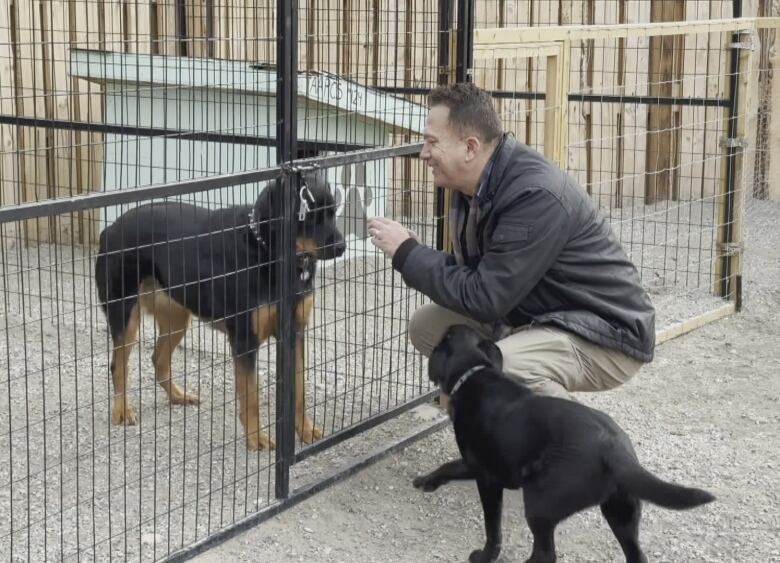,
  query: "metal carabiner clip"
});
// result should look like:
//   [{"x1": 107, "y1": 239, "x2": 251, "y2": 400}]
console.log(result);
[{"x1": 298, "y1": 182, "x2": 316, "y2": 221}]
